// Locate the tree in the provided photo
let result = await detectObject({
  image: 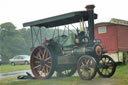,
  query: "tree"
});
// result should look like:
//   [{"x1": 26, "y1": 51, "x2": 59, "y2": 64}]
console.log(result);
[
  {"x1": 0, "y1": 22, "x2": 26, "y2": 63},
  {"x1": 19, "y1": 28, "x2": 32, "y2": 55}
]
